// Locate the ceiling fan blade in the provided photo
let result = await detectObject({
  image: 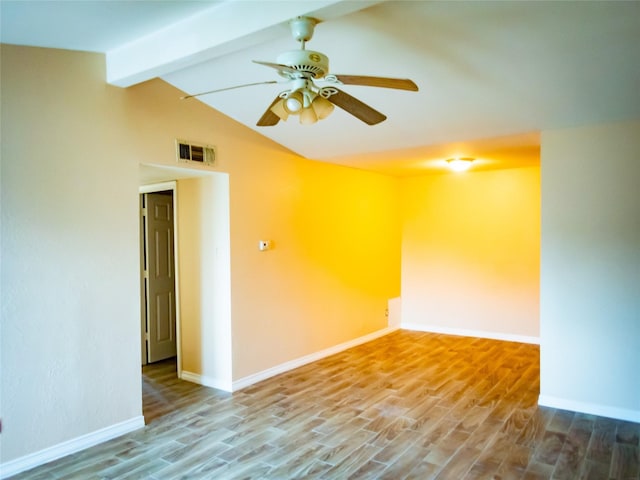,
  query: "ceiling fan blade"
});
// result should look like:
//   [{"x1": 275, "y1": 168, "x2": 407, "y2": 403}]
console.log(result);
[
  {"x1": 327, "y1": 89, "x2": 387, "y2": 125},
  {"x1": 257, "y1": 96, "x2": 283, "y2": 127},
  {"x1": 331, "y1": 75, "x2": 418, "y2": 91},
  {"x1": 180, "y1": 81, "x2": 278, "y2": 100},
  {"x1": 252, "y1": 60, "x2": 299, "y2": 75}
]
